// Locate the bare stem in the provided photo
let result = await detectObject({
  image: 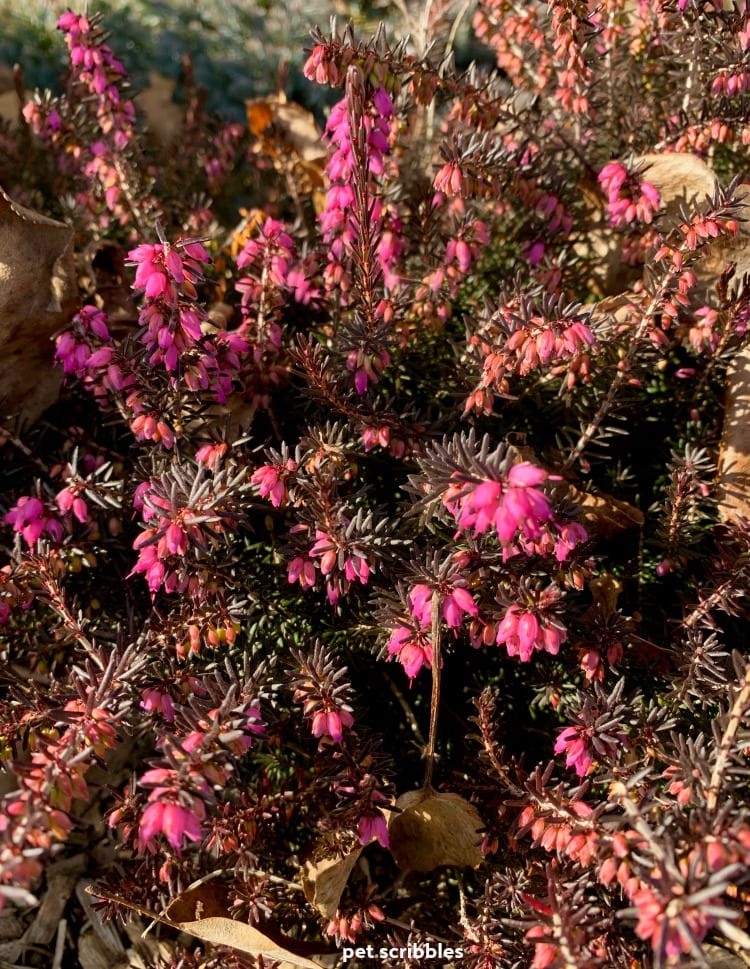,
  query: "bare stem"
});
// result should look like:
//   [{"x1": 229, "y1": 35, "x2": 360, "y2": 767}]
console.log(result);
[
  {"x1": 423, "y1": 591, "x2": 442, "y2": 789},
  {"x1": 707, "y1": 663, "x2": 750, "y2": 813}
]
